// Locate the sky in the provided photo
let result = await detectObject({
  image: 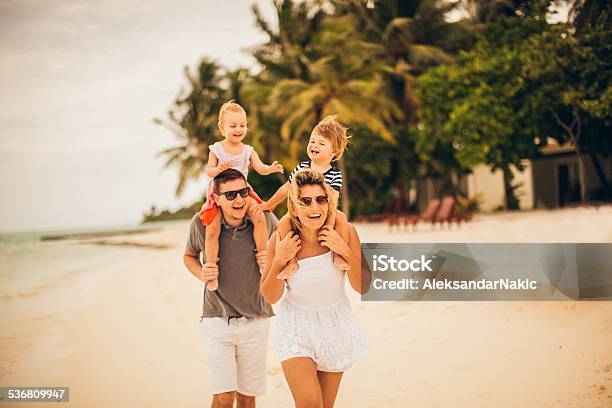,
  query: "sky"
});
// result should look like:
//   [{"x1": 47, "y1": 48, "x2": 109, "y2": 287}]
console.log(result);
[{"x1": 0, "y1": 0, "x2": 275, "y2": 232}]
